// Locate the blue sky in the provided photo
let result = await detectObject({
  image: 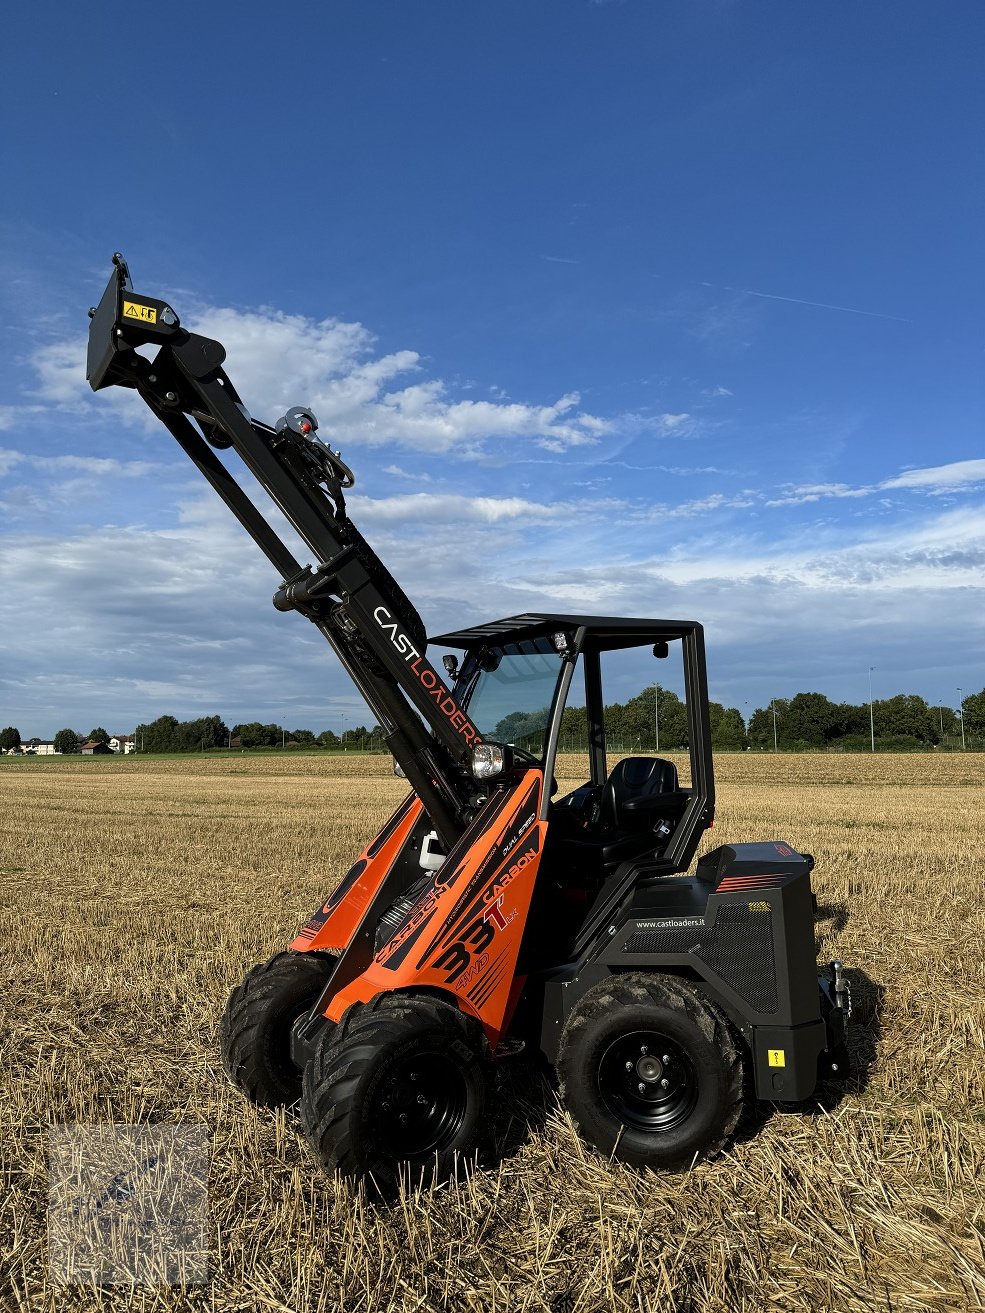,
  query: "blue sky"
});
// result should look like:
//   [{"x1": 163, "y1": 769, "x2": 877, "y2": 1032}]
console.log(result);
[{"x1": 1, "y1": 1, "x2": 983, "y2": 736}]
